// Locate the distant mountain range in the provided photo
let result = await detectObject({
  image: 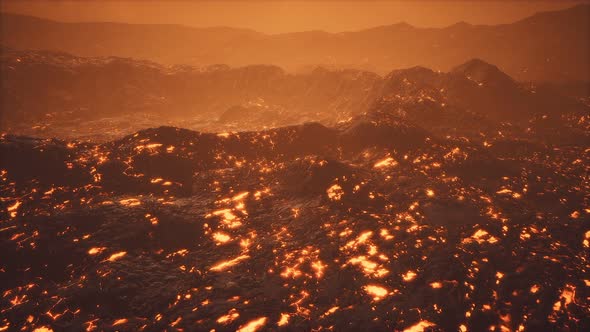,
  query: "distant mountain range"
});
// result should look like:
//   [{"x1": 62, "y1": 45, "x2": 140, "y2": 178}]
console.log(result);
[
  {"x1": 0, "y1": 49, "x2": 382, "y2": 127},
  {"x1": 2, "y1": 49, "x2": 588, "y2": 144},
  {"x1": 1, "y1": 4, "x2": 589, "y2": 82}
]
